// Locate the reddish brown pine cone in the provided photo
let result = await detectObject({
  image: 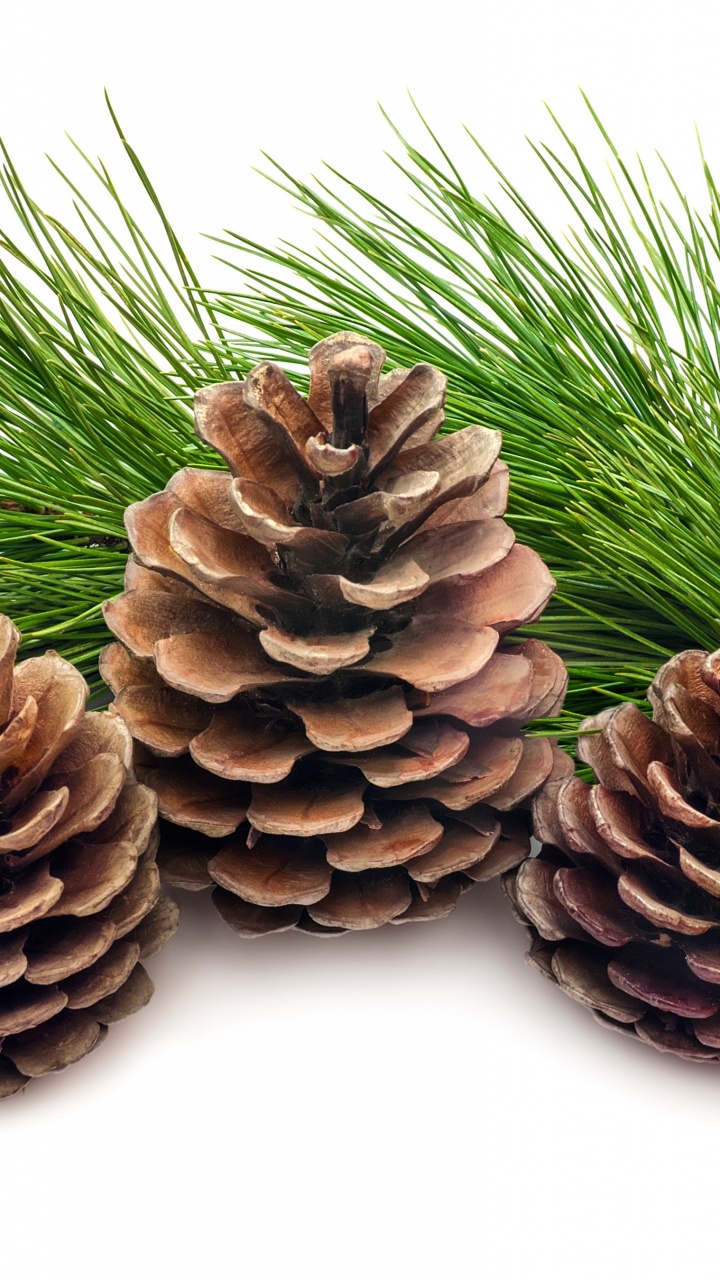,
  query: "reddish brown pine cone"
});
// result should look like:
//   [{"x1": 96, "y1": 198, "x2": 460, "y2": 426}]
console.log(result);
[
  {"x1": 506, "y1": 648, "x2": 720, "y2": 1062},
  {"x1": 0, "y1": 617, "x2": 178, "y2": 1099},
  {"x1": 102, "y1": 332, "x2": 566, "y2": 937}
]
